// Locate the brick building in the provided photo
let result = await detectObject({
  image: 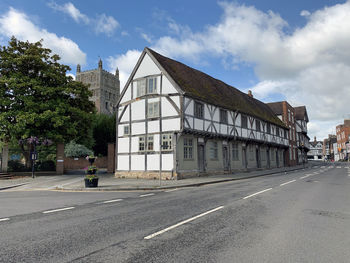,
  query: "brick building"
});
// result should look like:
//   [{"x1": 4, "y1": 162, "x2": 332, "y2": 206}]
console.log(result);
[
  {"x1": 294, "y1": 106, "x2": 310, "y2": 164},
  {"x1": 323, "y1": 134, "x2": 337, "y2": 161},
  {"x1": 267, "y1": 101, "x2": 298, "y2": 166},
  {"x1": 336, "y1": 119, "x2": 350, "y2": 160}
]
